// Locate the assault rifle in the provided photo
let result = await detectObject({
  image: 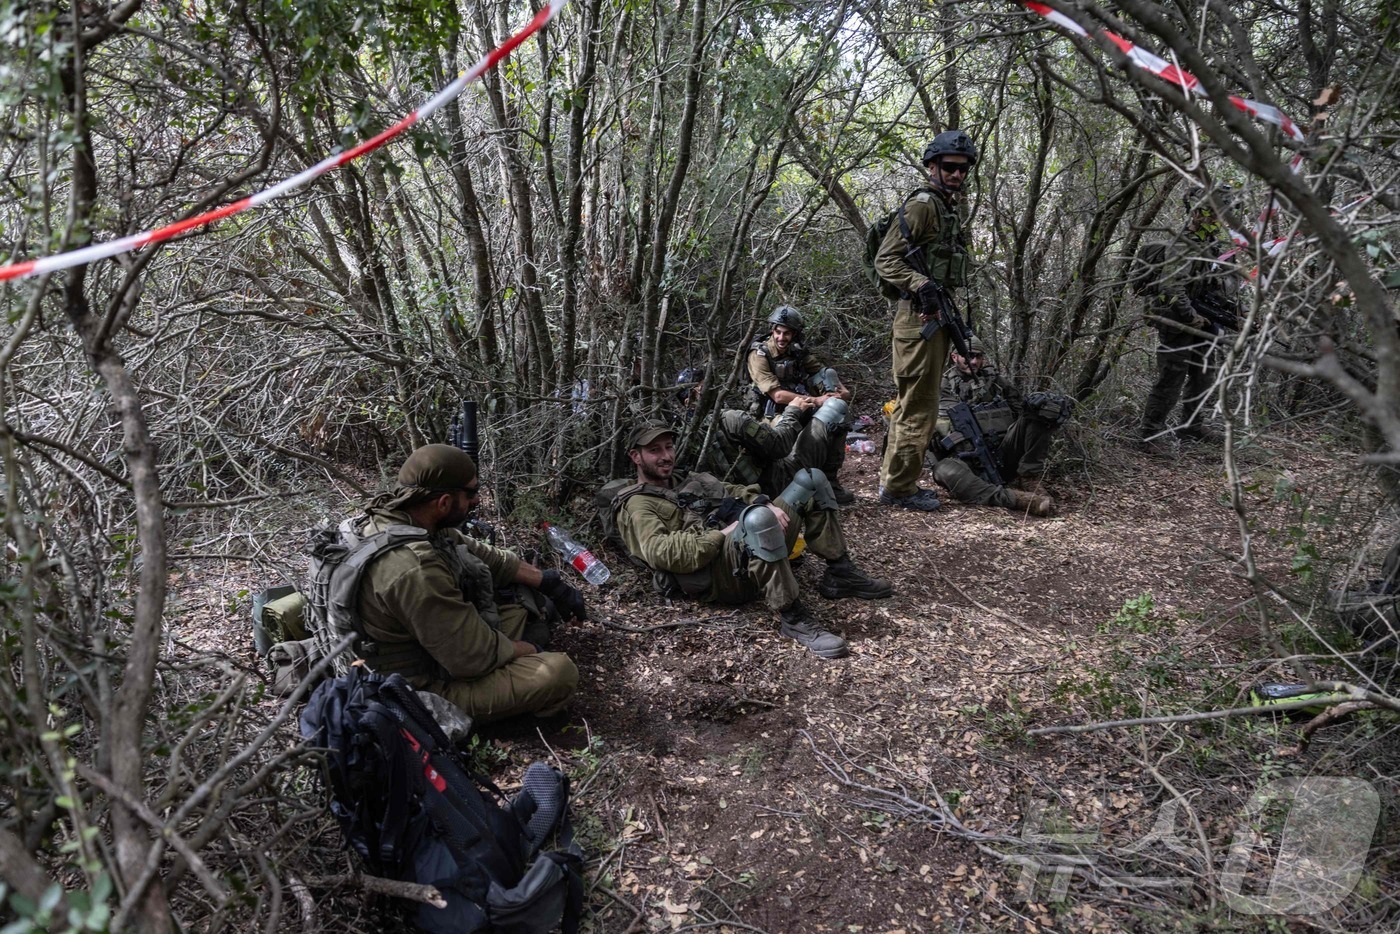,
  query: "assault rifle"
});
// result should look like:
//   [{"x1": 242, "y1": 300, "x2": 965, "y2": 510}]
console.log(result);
[
  {"x1": 890, "y1": 209, "x2": 977, "y2": 360},
  {"x1": 917, "y1": 279, "x2": 976, "y2": 361},
  {"x1": 1190, "y1": 290, "x2": 1240, "y2": 334},
  {"x1": 939, "y1": 401, "x2": 1004, "y2": 486}
]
